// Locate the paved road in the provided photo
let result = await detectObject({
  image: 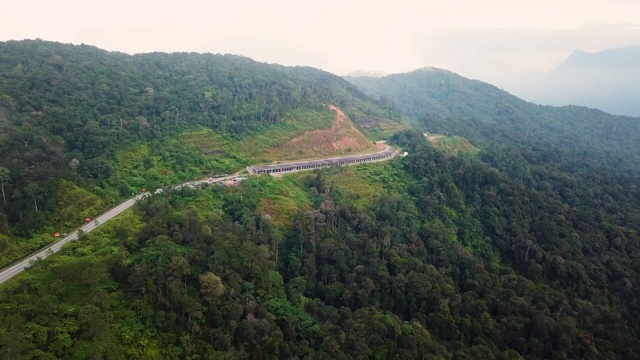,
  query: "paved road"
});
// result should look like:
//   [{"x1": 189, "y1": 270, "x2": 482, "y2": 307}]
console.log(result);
[
  {"x1": 0, "y1": 150, "x2": 395, "y2": 285},
  {"x1": 0, "y1": 195, "x2": 147, "y2": 285},
  {"x1": 0, "y1": 175, "x2": 236, "y2": 286}
]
